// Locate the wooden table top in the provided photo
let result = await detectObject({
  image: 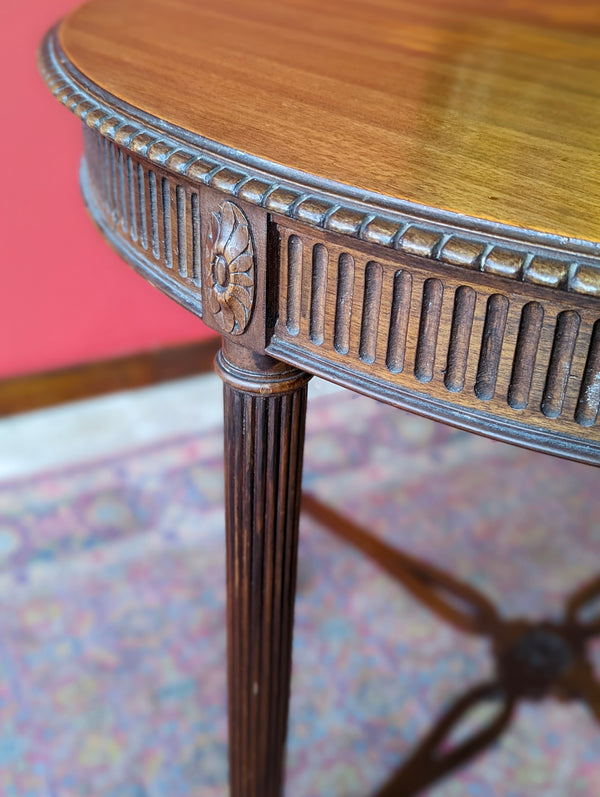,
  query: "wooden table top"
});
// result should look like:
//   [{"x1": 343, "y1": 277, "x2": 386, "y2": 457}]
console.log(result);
[
  {"x1": 60, "y1": 0, "x2": 600, "y2": 246},
  {"x1": 40, "y1": 0, "x2": 600, "y2": 465}
]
